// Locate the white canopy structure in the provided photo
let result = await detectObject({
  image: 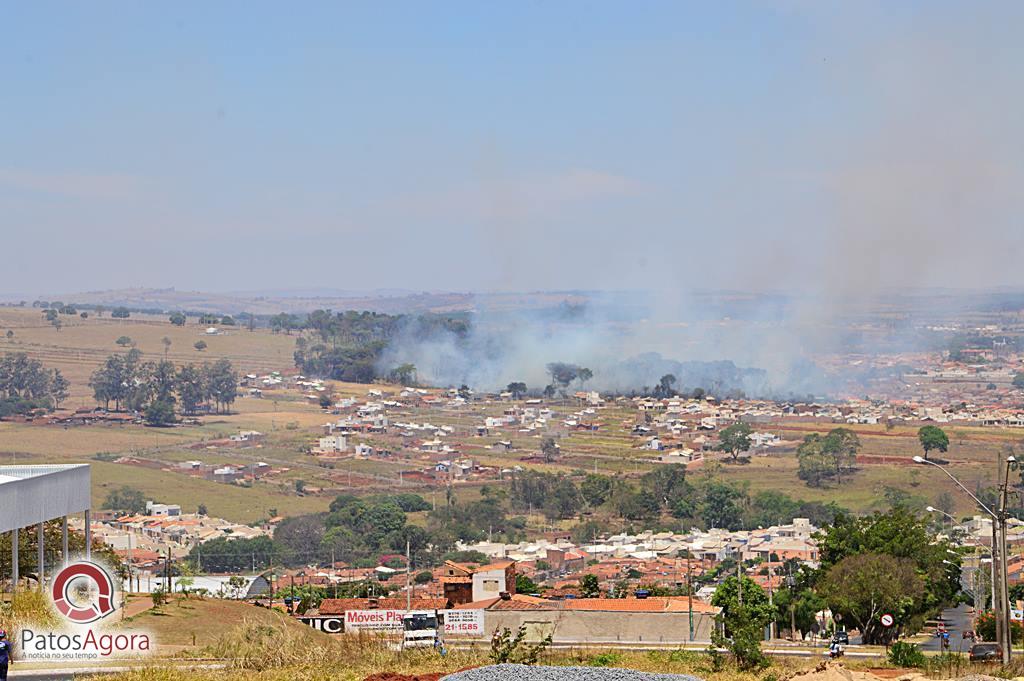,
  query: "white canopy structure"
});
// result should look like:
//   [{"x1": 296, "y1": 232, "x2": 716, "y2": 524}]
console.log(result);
[{"x1": 0, "y1": 464, "x2": 92, "y2": 590}]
